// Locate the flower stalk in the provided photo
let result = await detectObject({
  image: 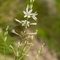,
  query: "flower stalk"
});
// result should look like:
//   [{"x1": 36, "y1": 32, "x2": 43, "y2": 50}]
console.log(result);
[{"x1": 4, "y1": 26, "x2": 9, "y2": 60}]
